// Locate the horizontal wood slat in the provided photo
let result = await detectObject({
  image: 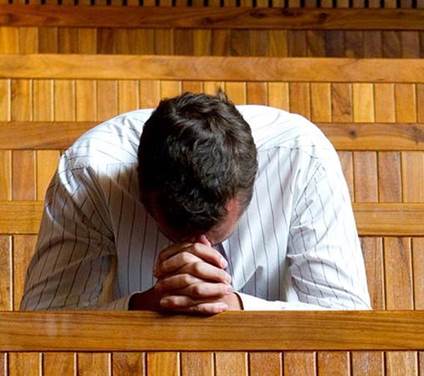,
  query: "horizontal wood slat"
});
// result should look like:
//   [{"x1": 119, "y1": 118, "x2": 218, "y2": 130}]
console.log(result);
[
  {"x1": 0, "y1": 311, "x2": 423, "y2": 351},
  {"x1": 1, "y1": 122, "x2": 423, "y2": 150},
  {"x1": 1, "y1": 201, "x2": 424, "y2": 235},
  {"x1": 0, "y1": 6, "x2": 423, "y2": 30},
  {"x1": 0, "y1": 55, "x2": 423, "y2": 82}
]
